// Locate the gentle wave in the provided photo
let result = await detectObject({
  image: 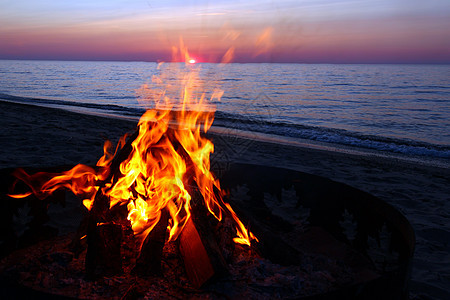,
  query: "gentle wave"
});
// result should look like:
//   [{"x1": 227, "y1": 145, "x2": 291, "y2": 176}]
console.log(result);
[
  {"x1": 2, "y1": 93, "x2": 449, "y2": 161},
  {"x1": 214, "y1": 111, "x2": 450, "y2": 159}
]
